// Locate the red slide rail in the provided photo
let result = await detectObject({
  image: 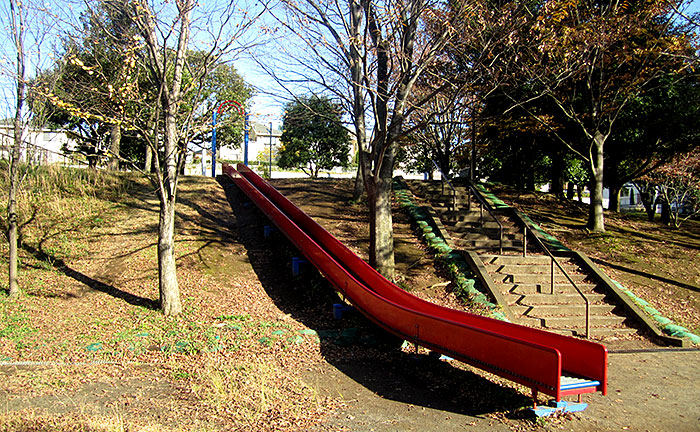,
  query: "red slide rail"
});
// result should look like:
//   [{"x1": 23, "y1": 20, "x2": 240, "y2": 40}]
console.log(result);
[{"x1": 223, "y1": 163, "x2": 607, "y2": 402}]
